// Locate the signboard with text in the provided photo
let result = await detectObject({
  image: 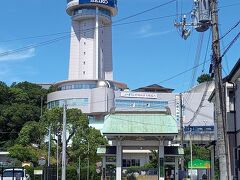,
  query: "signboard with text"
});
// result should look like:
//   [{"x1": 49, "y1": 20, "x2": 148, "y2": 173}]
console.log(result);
[
  {"x1": 120, "y1": 92, "x2": 158, "y2": 99},
  {"x1": 79, "y1": 0, "x2": 117, "y2": 8}
]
